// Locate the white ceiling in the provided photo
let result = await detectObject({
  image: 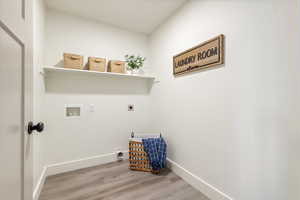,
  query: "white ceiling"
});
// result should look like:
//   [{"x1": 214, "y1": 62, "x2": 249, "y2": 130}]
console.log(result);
[{"x1": 45, "y1": 0, "x2": 187, "y2": 34}]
